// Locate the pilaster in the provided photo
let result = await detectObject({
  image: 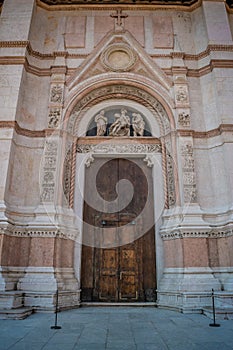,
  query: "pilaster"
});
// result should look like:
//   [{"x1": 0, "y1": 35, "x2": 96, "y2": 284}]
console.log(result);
[{"x1": 202, "y1": 0, "x2": 232, "y2": 44}]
